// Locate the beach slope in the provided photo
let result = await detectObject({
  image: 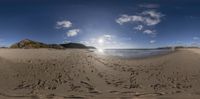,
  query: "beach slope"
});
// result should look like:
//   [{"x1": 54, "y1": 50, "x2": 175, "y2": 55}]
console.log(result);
[{"x1": 0, "y1": 49, "x2": 200, "y2": 99}]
